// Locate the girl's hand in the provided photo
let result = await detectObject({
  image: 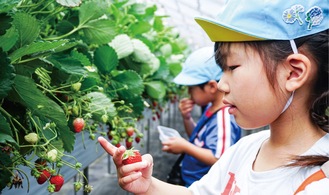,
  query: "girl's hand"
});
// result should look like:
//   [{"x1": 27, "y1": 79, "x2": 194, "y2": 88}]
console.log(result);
[{"x1": 98, "y1": 137, "x2": 153, "y2": 194}]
